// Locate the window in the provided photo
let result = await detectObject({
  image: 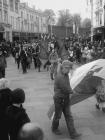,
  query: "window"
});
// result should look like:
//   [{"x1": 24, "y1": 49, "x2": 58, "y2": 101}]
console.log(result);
[
  {"x1": 10, "y1": 16, "x2": 12, "y2": 25},
  {"x1": 10, "y1": 0, "x2": 14, "y2": 11},
  {"x1": 100, "y1": 13, "x2": 102, "y2": 25},
  {"x1": 0, "y1": 9, "x2": 2, "y2": 20},
  {"x1": 100, "y1": 0, "x2": 102, "y2": 6},
  {"x1": 21, "y1": 11, "x2": 23, "y2": 18},
  {"x1": 3, "y1": 0, "x2": 7, "y2": 5},
  {"x1": 4, "y1": 10, "x2": 8, "y2": 23},
  {"x1": 27, "y1": 14, "x2": 29, "y2": 20},
  {"x1": 15, "y1": 0, "x2": 18, "y2": 13}
]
